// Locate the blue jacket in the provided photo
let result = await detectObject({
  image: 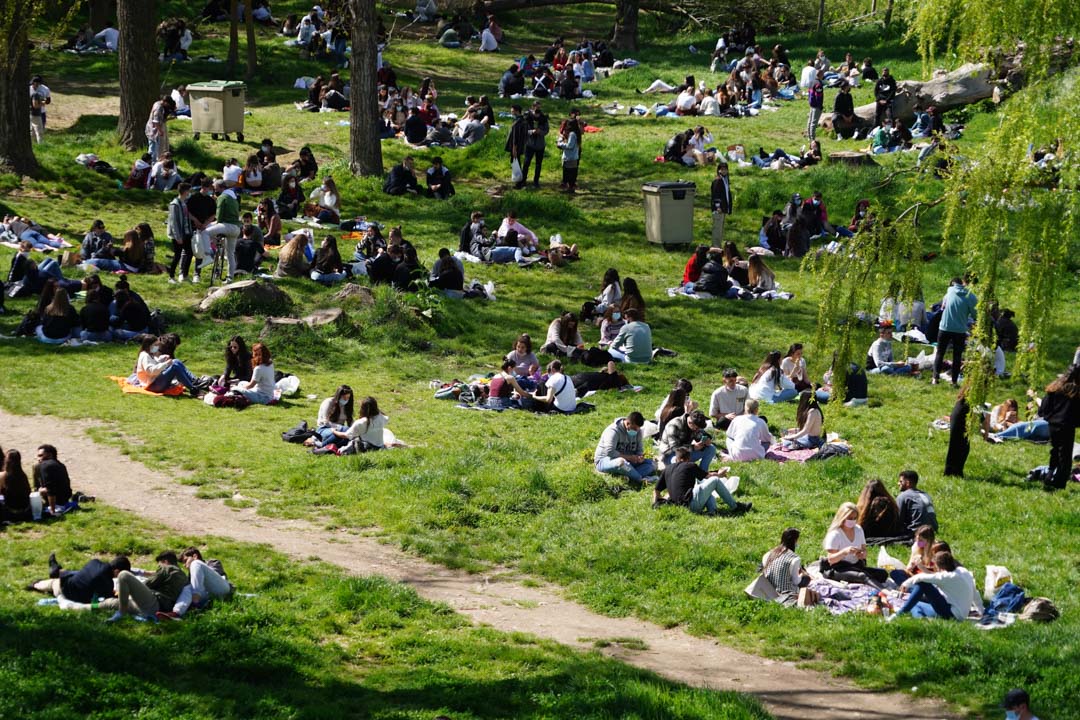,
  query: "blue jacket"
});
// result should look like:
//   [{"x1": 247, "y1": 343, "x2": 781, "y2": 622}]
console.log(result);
[{"x1": 938, "y1": 284, "x2": 977, "y2": 334}]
